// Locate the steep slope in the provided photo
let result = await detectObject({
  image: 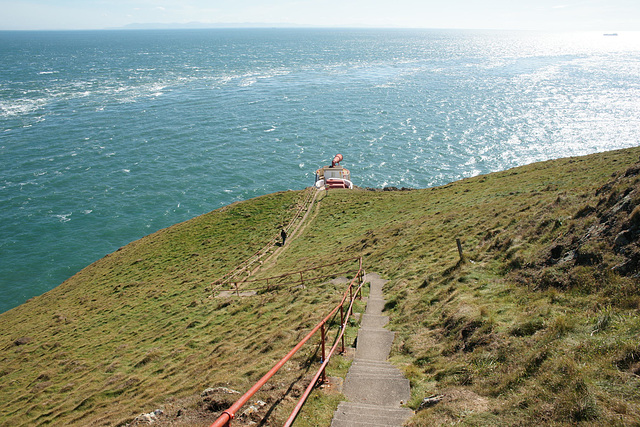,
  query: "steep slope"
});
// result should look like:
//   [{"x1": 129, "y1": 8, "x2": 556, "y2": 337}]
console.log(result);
[
  {"x1": 378, "y1": 152, "x2": 640, "y2": 426},
  {"x1": 0, "y1": 191, "x2": 346, "y2": 426},
  {"x1": 2, "y1": 146, "x2": 640, "y2": 426},
  {"x1": 257, "y1": 147, "x2": 640, "y2": 425}
]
